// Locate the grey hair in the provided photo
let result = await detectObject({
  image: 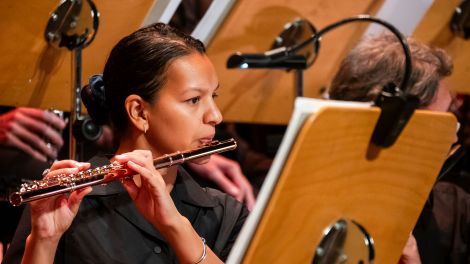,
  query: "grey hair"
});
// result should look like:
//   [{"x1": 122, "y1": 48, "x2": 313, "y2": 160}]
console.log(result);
[{"x1": 328, "y1": 33, "x2": 453, "y2": 107}]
